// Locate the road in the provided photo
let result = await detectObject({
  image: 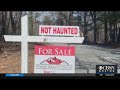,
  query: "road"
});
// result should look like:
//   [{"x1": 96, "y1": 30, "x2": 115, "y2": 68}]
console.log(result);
[{"x1": 50, "y1": 43, "x2": 120, "y2": 71}]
